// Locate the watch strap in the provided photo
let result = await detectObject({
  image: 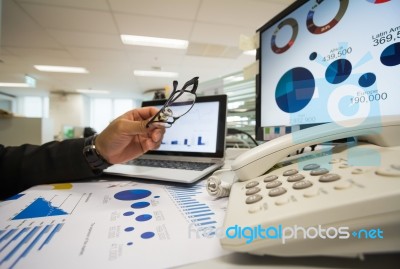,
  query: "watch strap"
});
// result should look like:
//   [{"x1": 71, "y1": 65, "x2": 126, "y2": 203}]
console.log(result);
[{"x1": 83, "y1": 135, "x2": 112, "y2": 171}]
